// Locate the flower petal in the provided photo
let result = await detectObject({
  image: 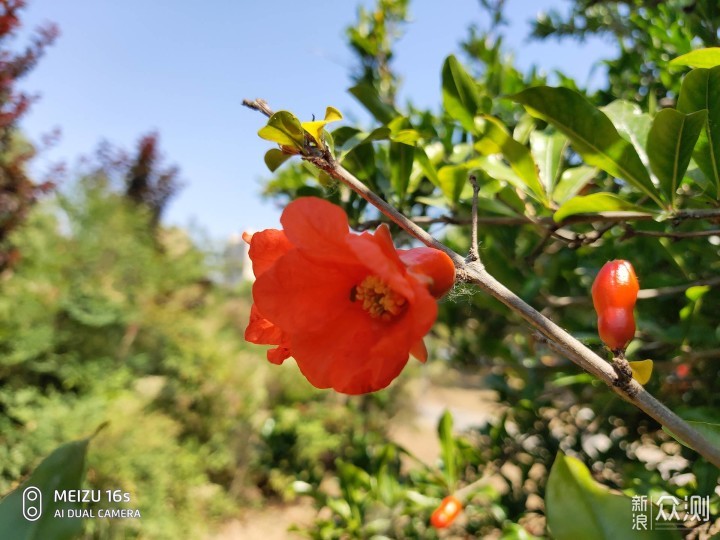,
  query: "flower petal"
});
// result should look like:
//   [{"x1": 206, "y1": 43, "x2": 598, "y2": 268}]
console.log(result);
[
  {"x1": 281, "y1": 197, "x2": 354, "y2": 264},
  {"x1": 410, "y1": 339, "x2": 428, "y2": 363},
  {"x1": 254, "y1": 249, "x2": 364, "y2": 333},
  {"x1": 290, "y1": 304, "x2": 410, "y2": 394},
  {"x1": 247, "y1": 229, "x2": 293, "y2": 278},
  {"x1": 245, "y1": 304, "x2": 285, "y2": 344},
  {"x1": 267, "y1": 346, "x2": 292, "y2": 365}
]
